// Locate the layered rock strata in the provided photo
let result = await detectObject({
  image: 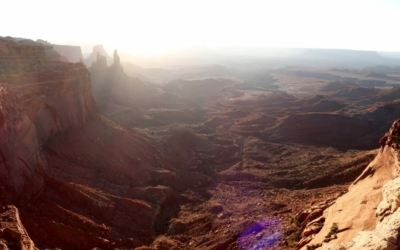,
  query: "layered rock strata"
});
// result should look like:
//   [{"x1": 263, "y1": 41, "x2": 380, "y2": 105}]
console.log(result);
[{"x1": 0, "y1": 37, "x2": 97, "y2": 203}]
